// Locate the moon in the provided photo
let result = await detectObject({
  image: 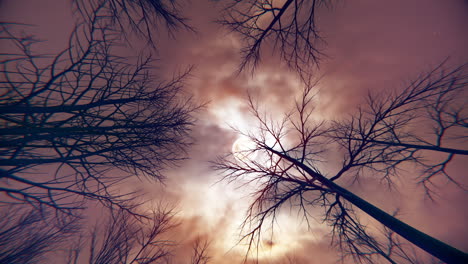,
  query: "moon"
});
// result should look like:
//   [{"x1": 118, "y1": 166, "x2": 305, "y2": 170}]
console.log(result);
[{"x1": 232, "y1": 137, "x2": 257, "y2": 162}]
